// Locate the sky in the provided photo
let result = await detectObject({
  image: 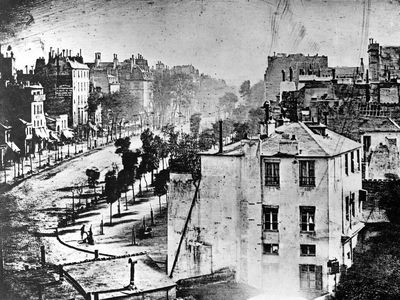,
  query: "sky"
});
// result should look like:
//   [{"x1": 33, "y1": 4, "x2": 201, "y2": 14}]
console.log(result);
[{"x1": 1, "y1": 0, "x2": 400, "y2": 86}]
